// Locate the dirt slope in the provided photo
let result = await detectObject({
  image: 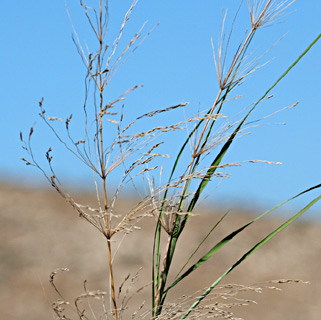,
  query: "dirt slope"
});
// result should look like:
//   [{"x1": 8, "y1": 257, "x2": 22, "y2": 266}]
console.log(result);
[{"x1": 1, "y1": 184, "x2": 320, "y2": 319}]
